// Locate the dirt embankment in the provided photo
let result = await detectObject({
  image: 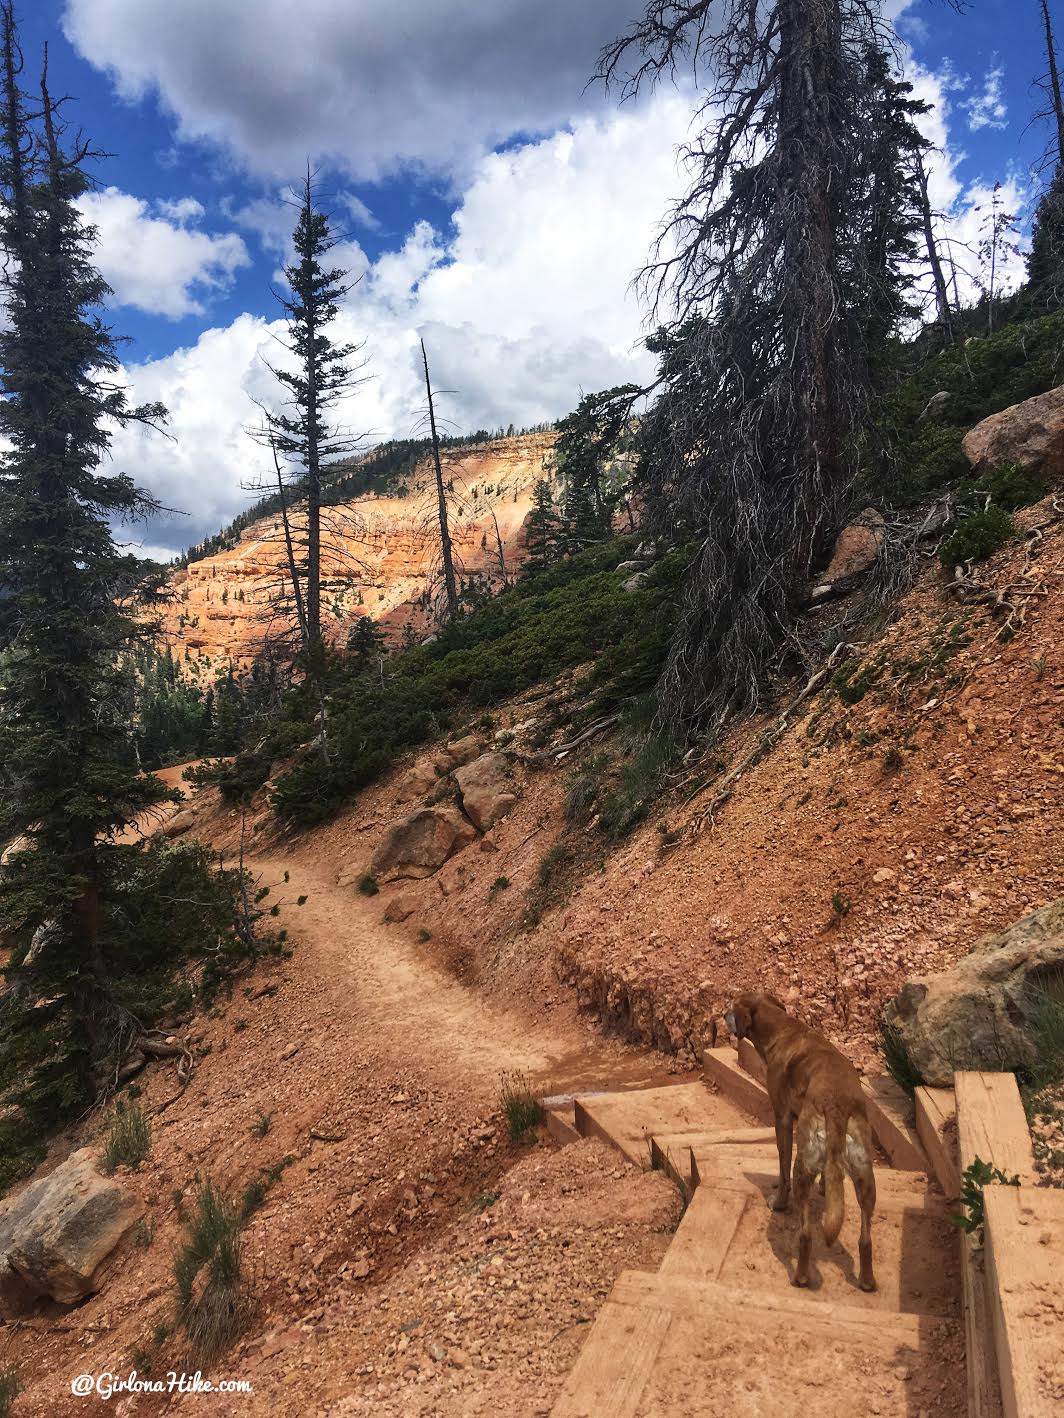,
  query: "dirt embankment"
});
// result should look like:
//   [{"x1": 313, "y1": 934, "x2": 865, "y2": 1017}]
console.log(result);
[{"x1": 289, "y1": 498, "x2": 1064, "y2": 1074}]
